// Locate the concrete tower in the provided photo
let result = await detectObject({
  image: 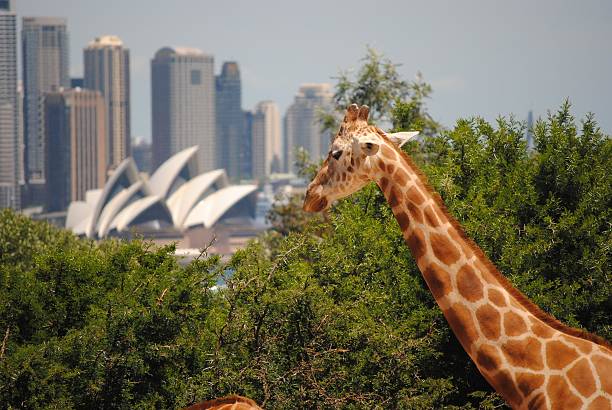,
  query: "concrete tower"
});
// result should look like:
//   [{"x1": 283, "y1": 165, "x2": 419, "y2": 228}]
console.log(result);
[
  {"x1": 21, "y1": 16, "x2": 69, "y2": 205},
  {"x1": 216, "y1": 61, "x2": 244, "y2": 180},
  {"x1": 84, "y1": 35, "x2": 131, "y2": 169},
  {"x1": 0, "y1": 0, "x2": 19, "y2": 209},
  {"x1": 251, "y1": 101, "x2": 281, "y2": 180},
  {"x1": 151, "y1": 47, "x2": 215, "y2": 172}
]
